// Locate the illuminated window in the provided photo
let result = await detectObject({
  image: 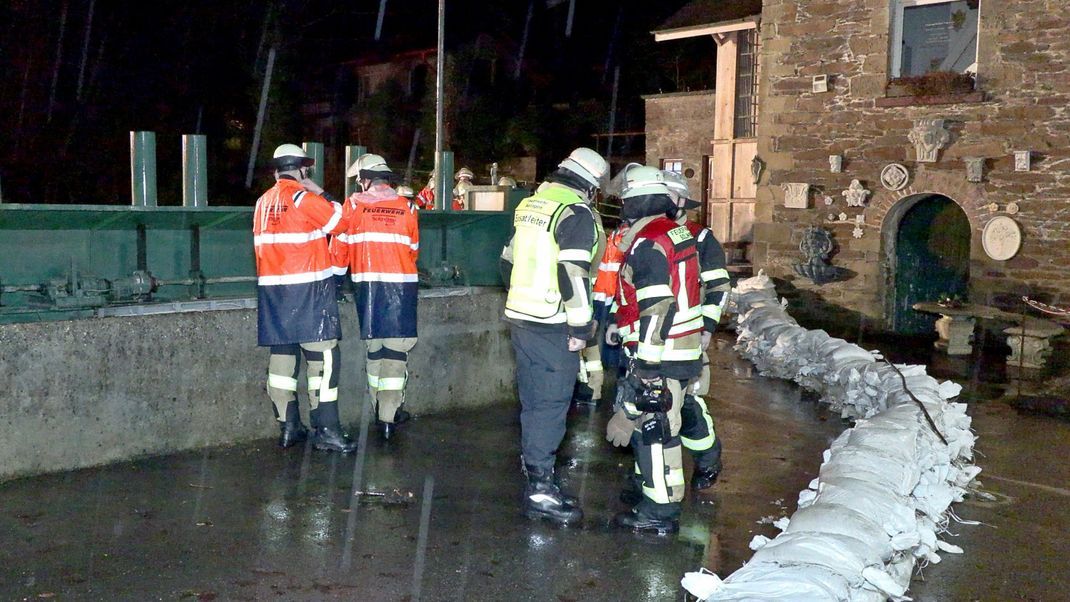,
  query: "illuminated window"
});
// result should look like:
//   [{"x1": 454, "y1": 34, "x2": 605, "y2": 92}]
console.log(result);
[
  {"x1": 891, "y1": 0, "x2": 979, "y2": 78},
  {"x1": 661, "y1": 159, "x2": 683, "y2": 173}
]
